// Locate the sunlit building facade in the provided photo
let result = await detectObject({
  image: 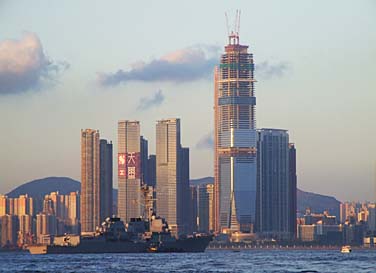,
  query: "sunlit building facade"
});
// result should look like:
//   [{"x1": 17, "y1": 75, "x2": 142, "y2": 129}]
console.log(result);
[
  {"x1": 0, "y1": 195, "x2": 6, "y2": 217},
  {"x1": 198, "y1": 184, "x2": 215, "y2": 233},
  {"x1": 81, "y1": 129, "x2": 100, "y2": 233},
  {"x1": 36, "y1": 213, "x2": 57, "y2": 244},
  {"x1": 18, "y1": 214, "x2": 32, "y2": 246},
  {"x1": 67, "y1": 191, "x2": 80, "y2": 234},
  {"x1": 156, "y1": 118, "x2": 190, "y2": 235},
  {"x1": 118, "y1": 121, "x2": 142, "y2": 222},
  {"x1": 214, "y1": 33, "x2": 257, "y2": 233}
]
